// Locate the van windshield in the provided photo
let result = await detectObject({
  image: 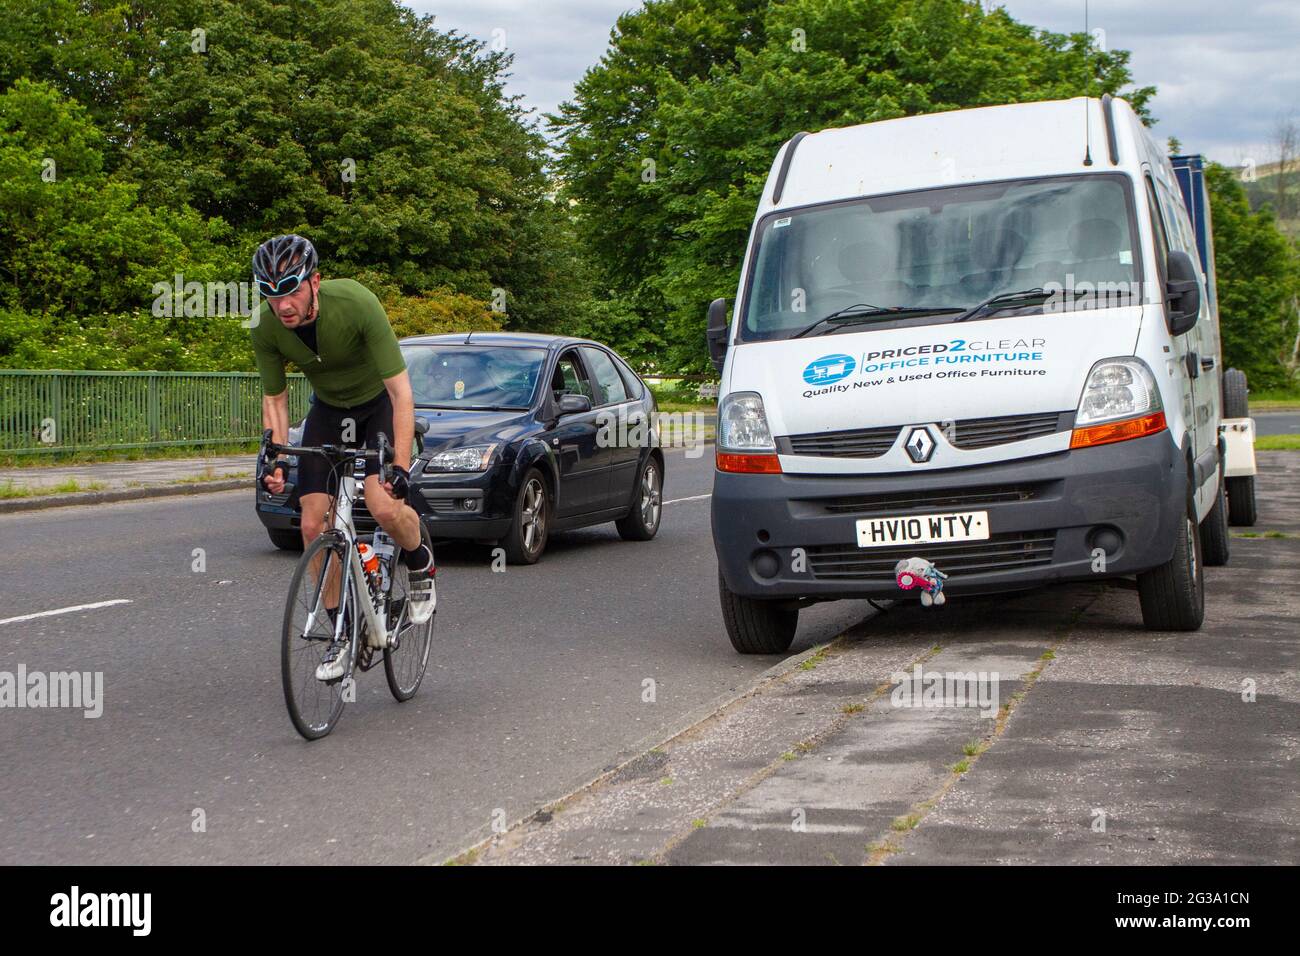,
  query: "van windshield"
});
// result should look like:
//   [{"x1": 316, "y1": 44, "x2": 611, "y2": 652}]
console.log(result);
[{"x1": 739, "y1": 174, "x2": 1141, "y2": 342}]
